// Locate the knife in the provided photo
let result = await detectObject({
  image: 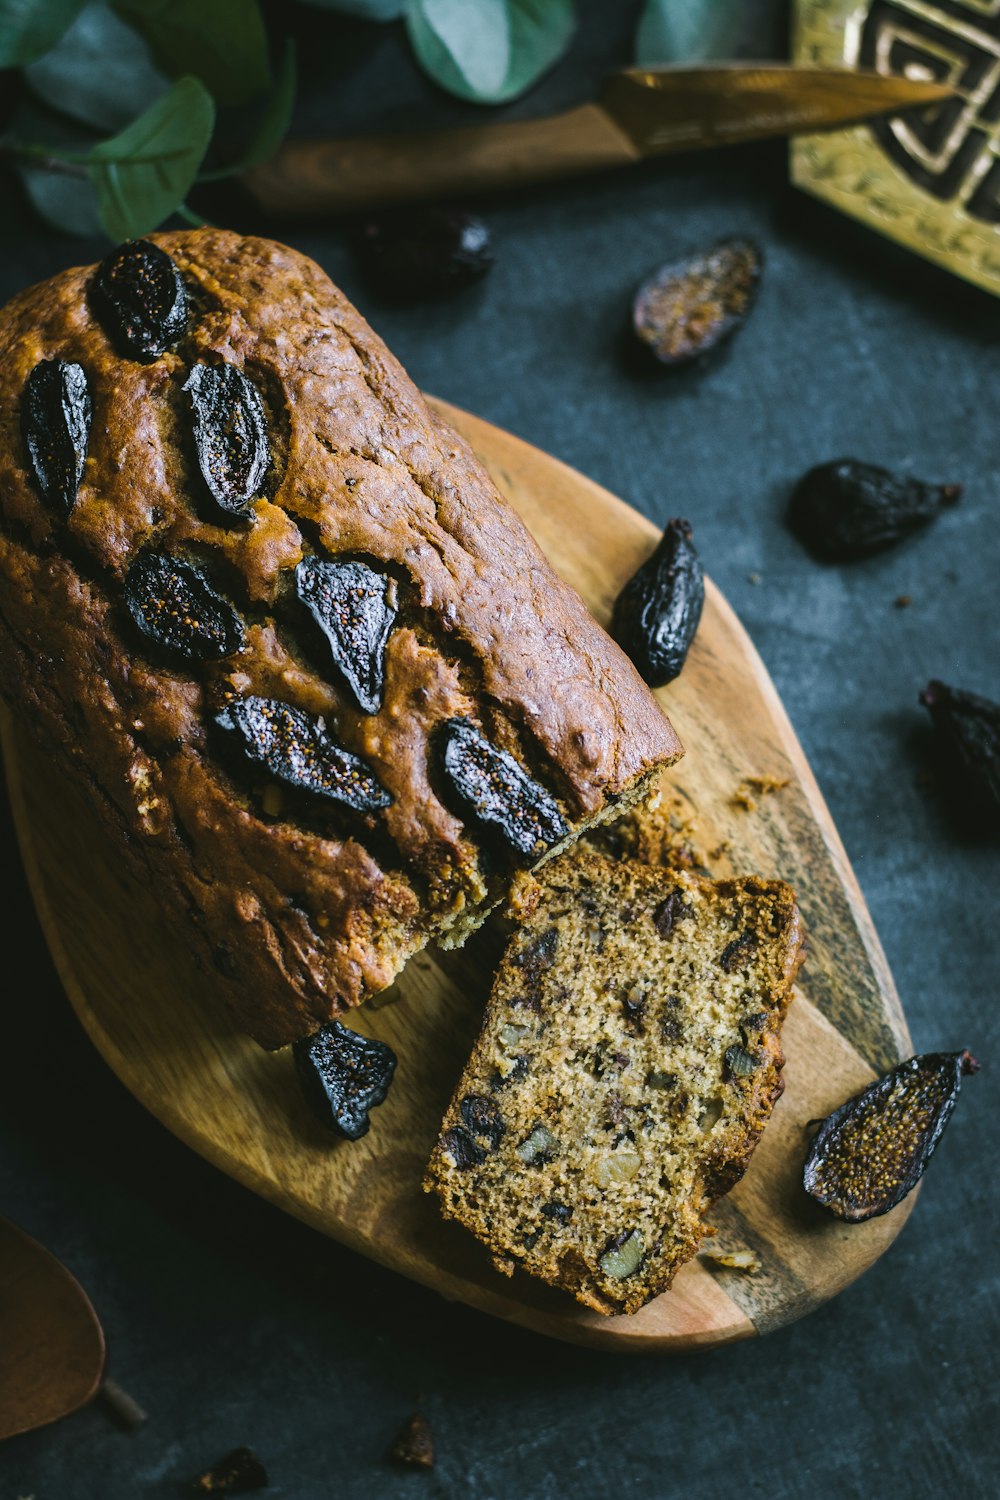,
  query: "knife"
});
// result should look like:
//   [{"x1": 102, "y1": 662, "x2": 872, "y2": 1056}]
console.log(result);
[{"x1": 243, "y1": 64, "x2": 955, "y2": 217}]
